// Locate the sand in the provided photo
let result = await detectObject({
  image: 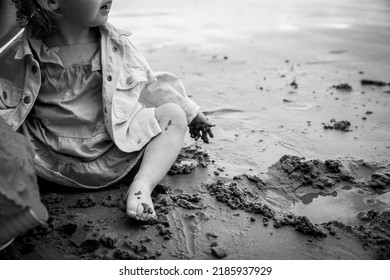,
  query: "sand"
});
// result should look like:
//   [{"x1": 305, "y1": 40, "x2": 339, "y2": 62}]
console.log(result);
[{"x1": 1, "y1": 0, "x2": 389, "y2": 259}]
